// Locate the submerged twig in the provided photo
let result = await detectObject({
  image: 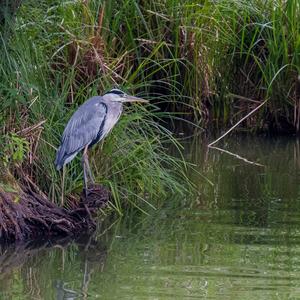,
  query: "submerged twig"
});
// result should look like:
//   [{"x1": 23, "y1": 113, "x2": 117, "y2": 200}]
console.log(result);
[{"x1": 209, "y1": 146, "x2": 265, "y2": 167}]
